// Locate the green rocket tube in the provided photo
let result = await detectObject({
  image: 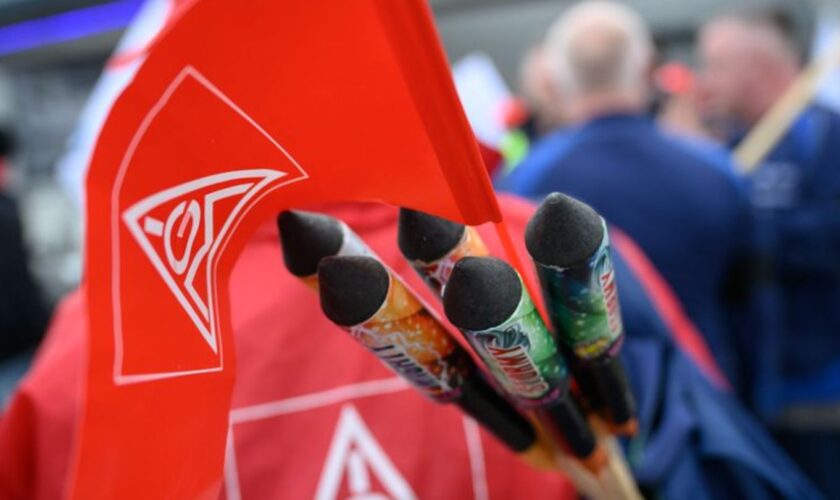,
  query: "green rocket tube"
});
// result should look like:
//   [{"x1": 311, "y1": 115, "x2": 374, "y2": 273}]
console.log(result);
[
  {"x1": 525, "y1": 193, "x2": 637, "y2": 432},
  {"x1": 443, "y1": 256, "x2": 599, "y2": 461}
]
